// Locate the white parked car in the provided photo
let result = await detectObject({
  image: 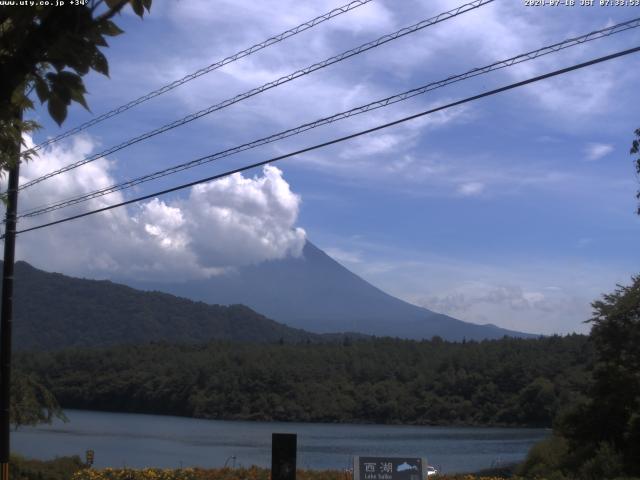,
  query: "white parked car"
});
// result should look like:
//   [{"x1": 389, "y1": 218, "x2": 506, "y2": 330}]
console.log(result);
[{"x1": 425, "y1": 465, "x2": 438, "y2": 477}]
